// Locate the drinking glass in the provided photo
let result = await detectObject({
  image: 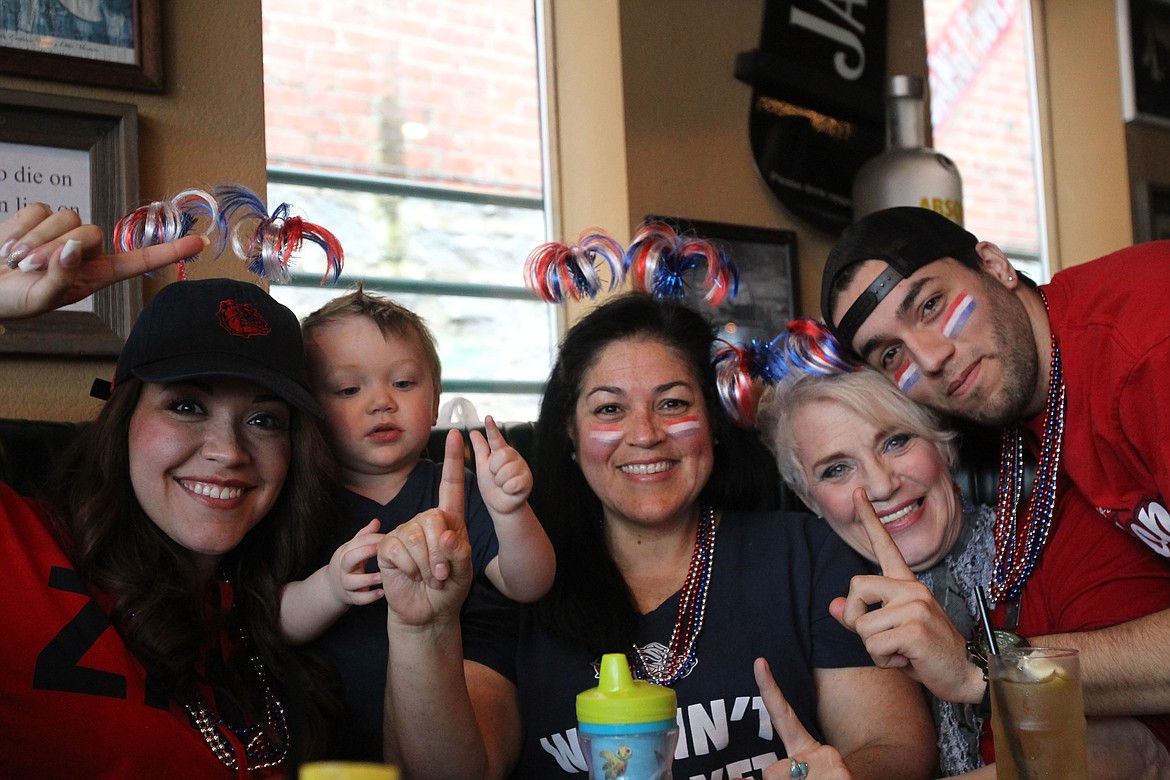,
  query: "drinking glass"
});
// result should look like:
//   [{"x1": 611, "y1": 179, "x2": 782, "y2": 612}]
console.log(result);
[{"x1": 988, "y1": 647, "x2": 1088, "y2": 780}]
